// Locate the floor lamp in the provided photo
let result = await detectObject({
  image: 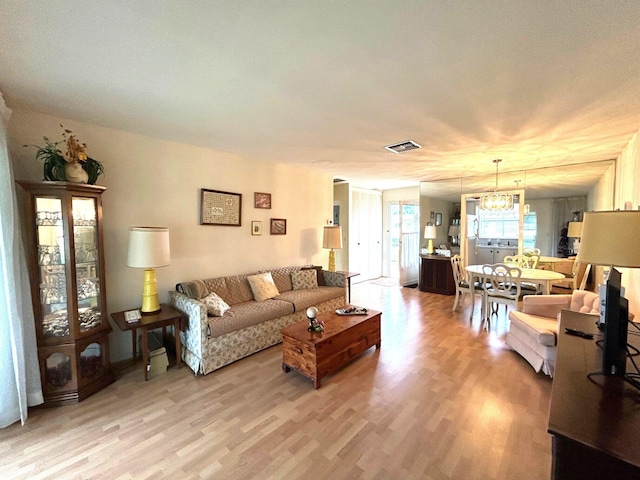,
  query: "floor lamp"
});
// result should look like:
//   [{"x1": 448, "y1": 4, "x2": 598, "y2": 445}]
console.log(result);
[
  {"x1": 127, "y1": 226, "x2": 171, "y2": 314},
  {"x1": 323, "y1": 225, "x2": 342, "y2": 272}
]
